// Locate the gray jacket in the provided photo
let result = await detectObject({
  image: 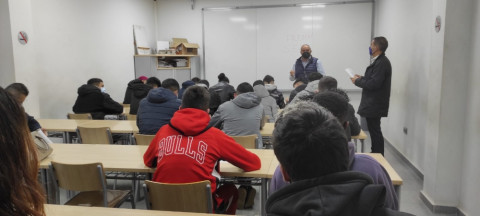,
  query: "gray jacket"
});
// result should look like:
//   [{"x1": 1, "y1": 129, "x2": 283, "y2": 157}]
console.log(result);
[
  {"x1": 254, "y1": 85, "x2": 278, "y2": 122},
  {"x1": 289, "y1": 80, "x2": 320, "y2": 104},
  {"x1": 209, "y1": 92, "x2": 265, "y2": 148}
]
